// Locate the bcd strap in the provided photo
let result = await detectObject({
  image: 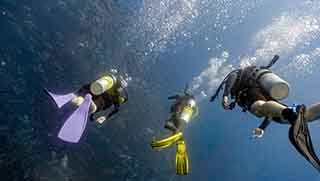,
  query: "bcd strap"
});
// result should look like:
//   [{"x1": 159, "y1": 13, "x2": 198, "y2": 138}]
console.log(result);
[
  {"x1": 210, "y1": 69, "x2": 240, "y2": 102},
  {"x1": 253, "y1": 69, "x2": 272, "y2": 82}
]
